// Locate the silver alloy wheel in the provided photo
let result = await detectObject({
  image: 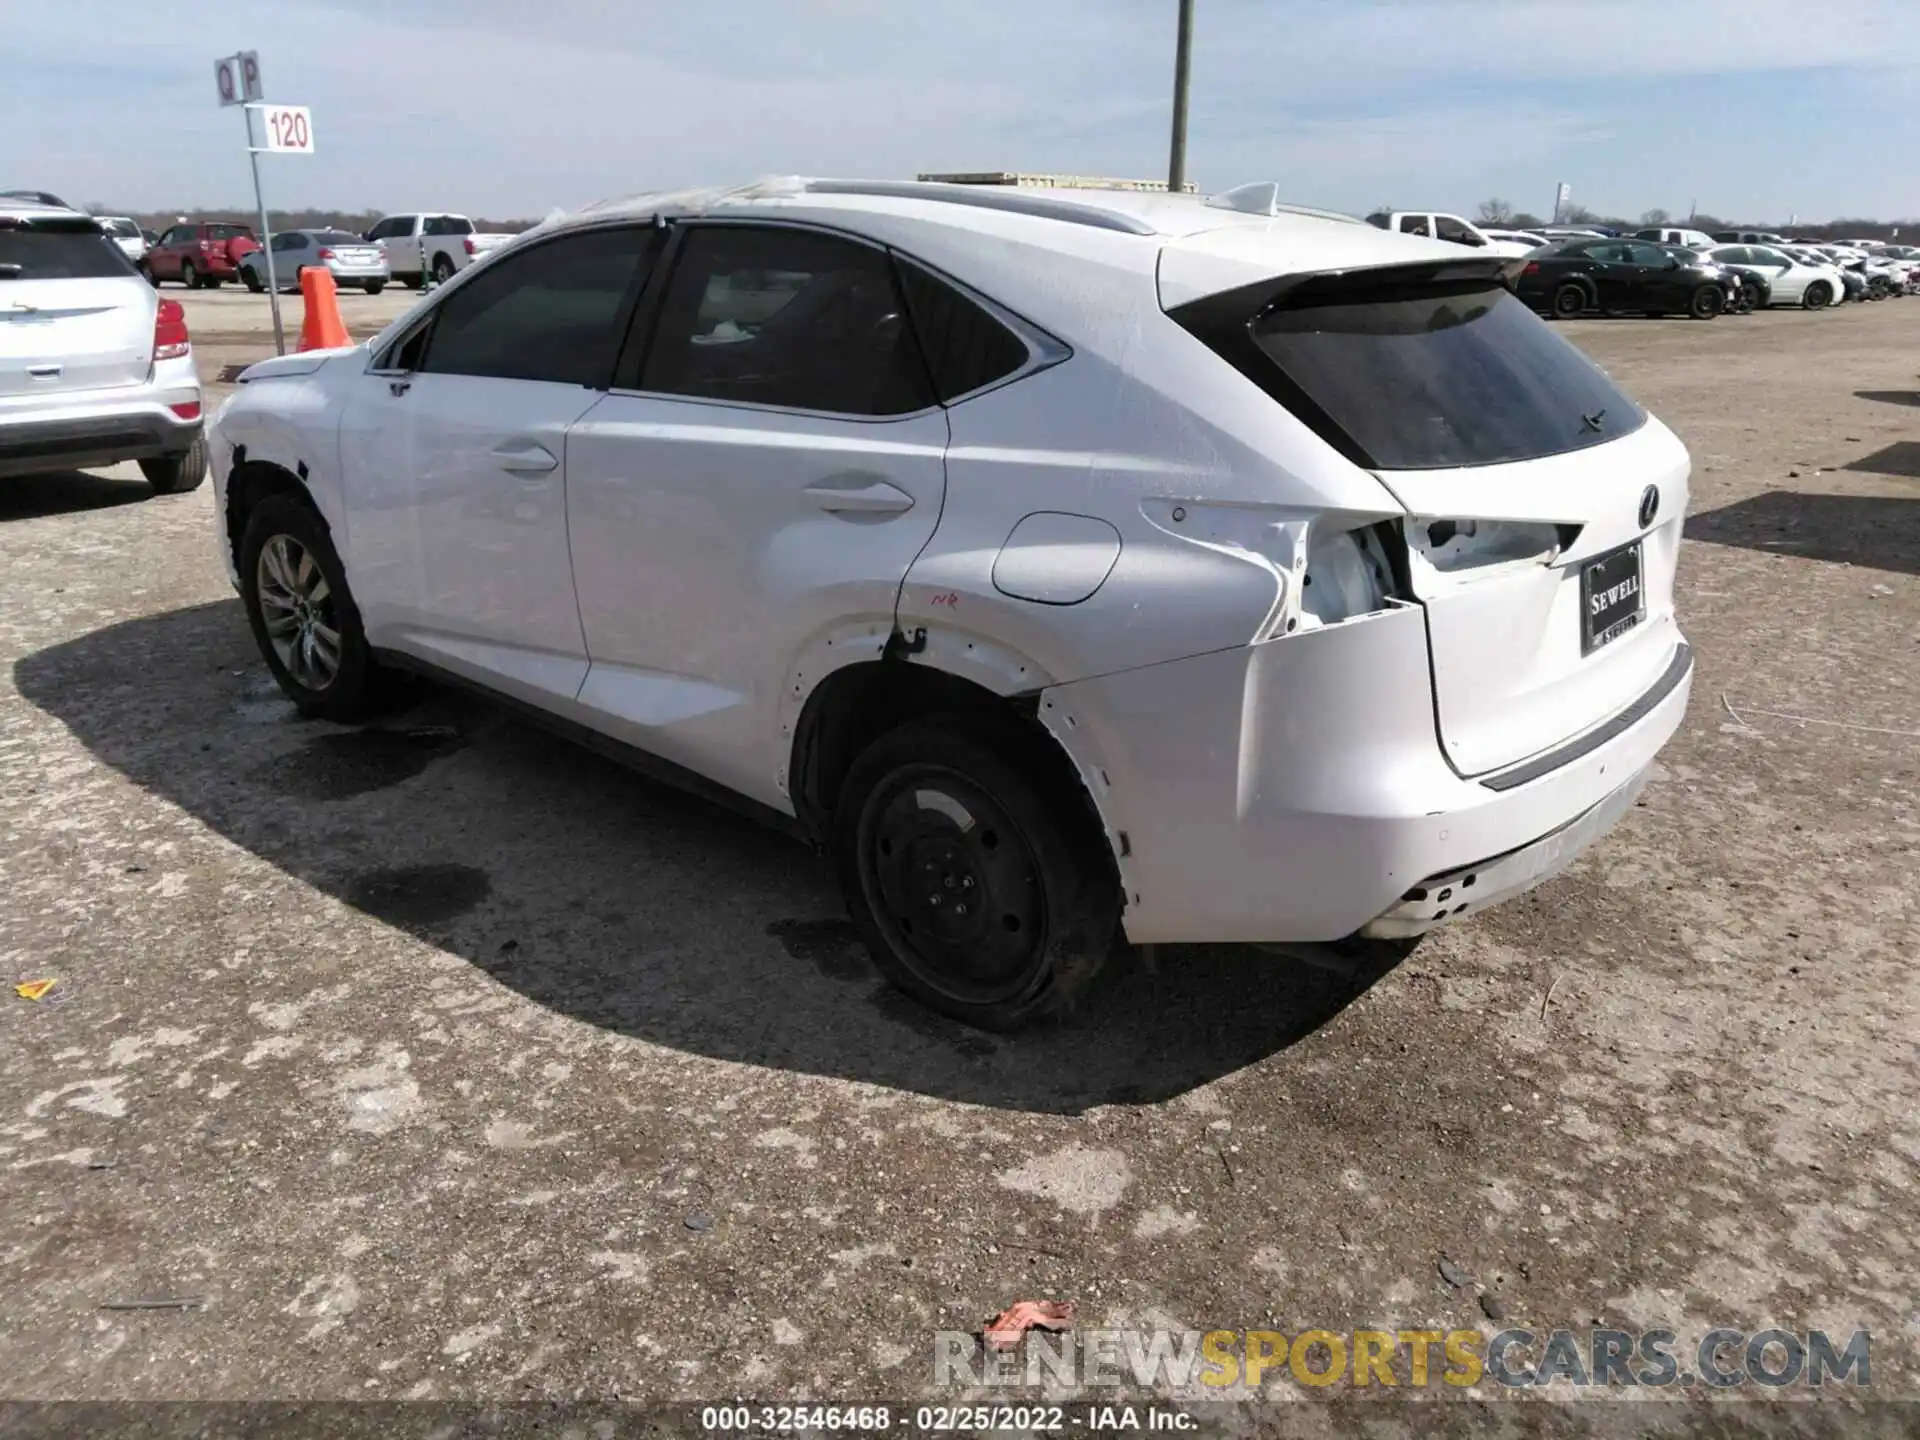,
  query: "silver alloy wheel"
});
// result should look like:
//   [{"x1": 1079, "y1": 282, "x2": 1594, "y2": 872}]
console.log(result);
[{"x1": 256, "y1": 534, "x2": 342, "y2": 690}]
